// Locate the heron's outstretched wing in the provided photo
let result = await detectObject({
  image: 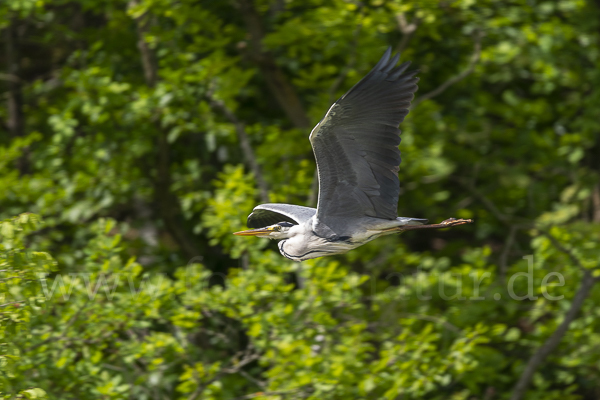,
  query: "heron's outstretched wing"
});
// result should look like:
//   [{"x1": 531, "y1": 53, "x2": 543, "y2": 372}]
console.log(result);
[
  {"x1": 309, "y1": 48, "x2": 418, "y2": 235},
  {"x1": 247, "y1": 203, "x2": 316, "y2": 229}
]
